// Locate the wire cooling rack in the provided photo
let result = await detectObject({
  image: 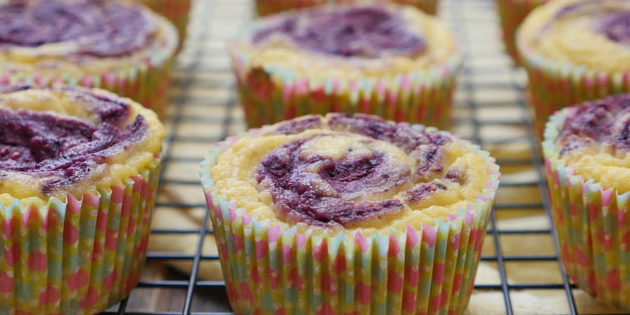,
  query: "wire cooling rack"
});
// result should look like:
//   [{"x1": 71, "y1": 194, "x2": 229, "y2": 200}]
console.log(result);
[{"x1": 96, "y1": 0, "x2": 609, "y2": 313}]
